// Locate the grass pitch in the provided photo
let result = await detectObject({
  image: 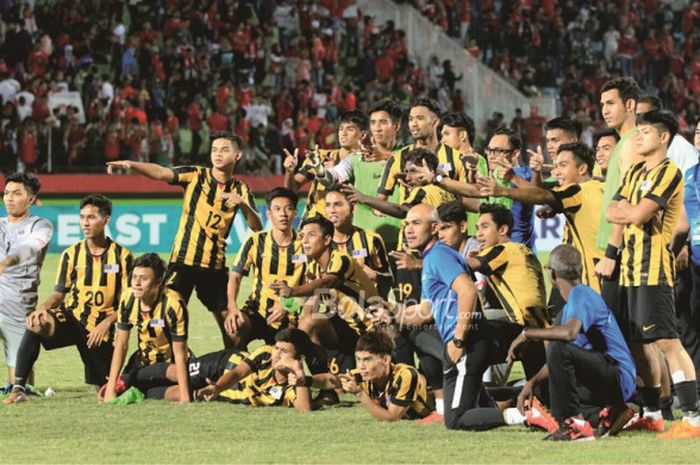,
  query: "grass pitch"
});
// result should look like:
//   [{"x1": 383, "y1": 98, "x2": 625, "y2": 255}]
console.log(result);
[{"x1": 0, "y1": 254, "x2": 697, "y2": 464}]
